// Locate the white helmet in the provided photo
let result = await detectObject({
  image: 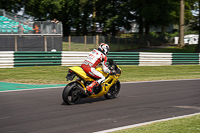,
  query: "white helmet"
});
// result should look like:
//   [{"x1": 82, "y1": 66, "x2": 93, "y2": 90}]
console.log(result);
[{"x1": 98, "y1": 43, "x2": 110, "y2": 55}]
